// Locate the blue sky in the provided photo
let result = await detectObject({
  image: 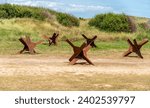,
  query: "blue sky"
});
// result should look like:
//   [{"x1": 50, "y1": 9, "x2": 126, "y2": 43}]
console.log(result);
[{"x1": 1, "y1": 0, "x2": 150, "y2": 18}]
